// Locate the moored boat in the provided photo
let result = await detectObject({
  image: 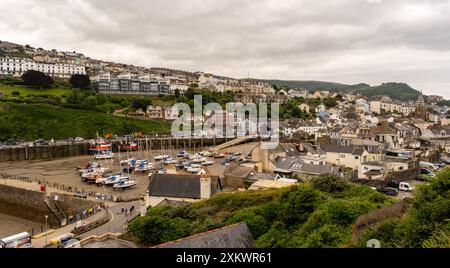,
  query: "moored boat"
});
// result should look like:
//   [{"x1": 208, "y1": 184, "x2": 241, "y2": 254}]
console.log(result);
[
  {"x1": 94, "y1": 152, "x2": 115, "y2": 160},
  {"x1": 89, "y1": 139, "x2": 112, "y2": 155},
  {"x1": 113, "y1": 180, "x2": 137, "y2": 189}
]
